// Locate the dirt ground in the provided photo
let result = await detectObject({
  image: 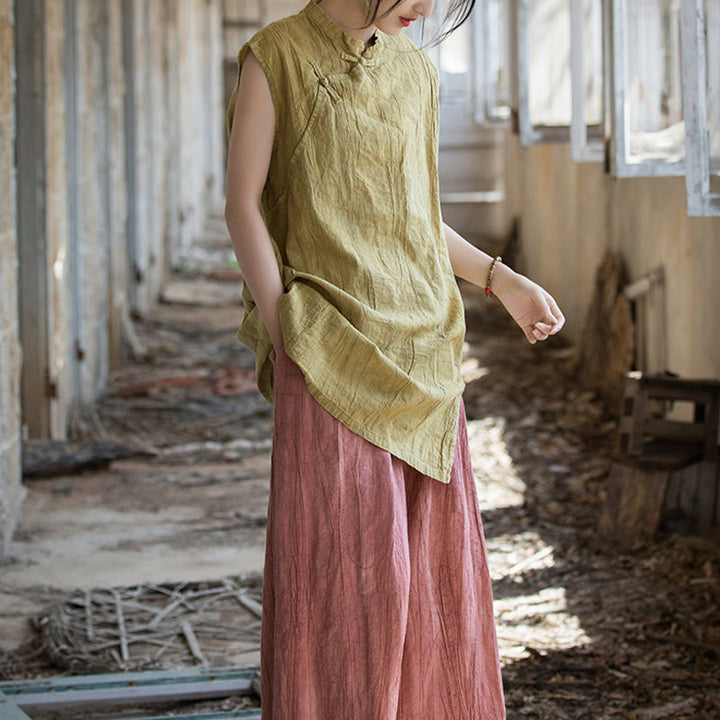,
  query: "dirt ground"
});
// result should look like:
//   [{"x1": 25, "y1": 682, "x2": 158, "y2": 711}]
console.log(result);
[{"x1": 1, "y1": 255, "x2": 719, "y2": 719}]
